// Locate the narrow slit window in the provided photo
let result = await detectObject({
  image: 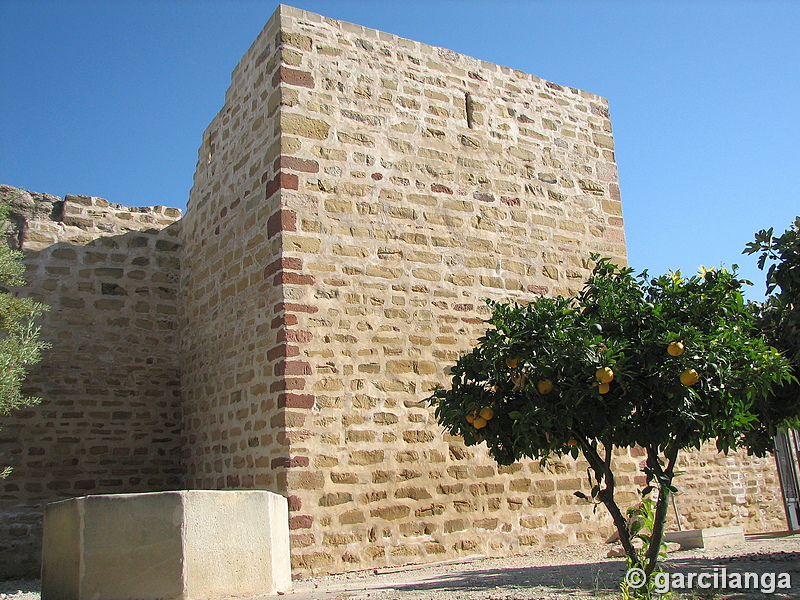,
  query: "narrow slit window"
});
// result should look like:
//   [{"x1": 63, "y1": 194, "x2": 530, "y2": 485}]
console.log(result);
[{"x1": 465, "y1": 92, "x2": 474, "y2": 129}]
